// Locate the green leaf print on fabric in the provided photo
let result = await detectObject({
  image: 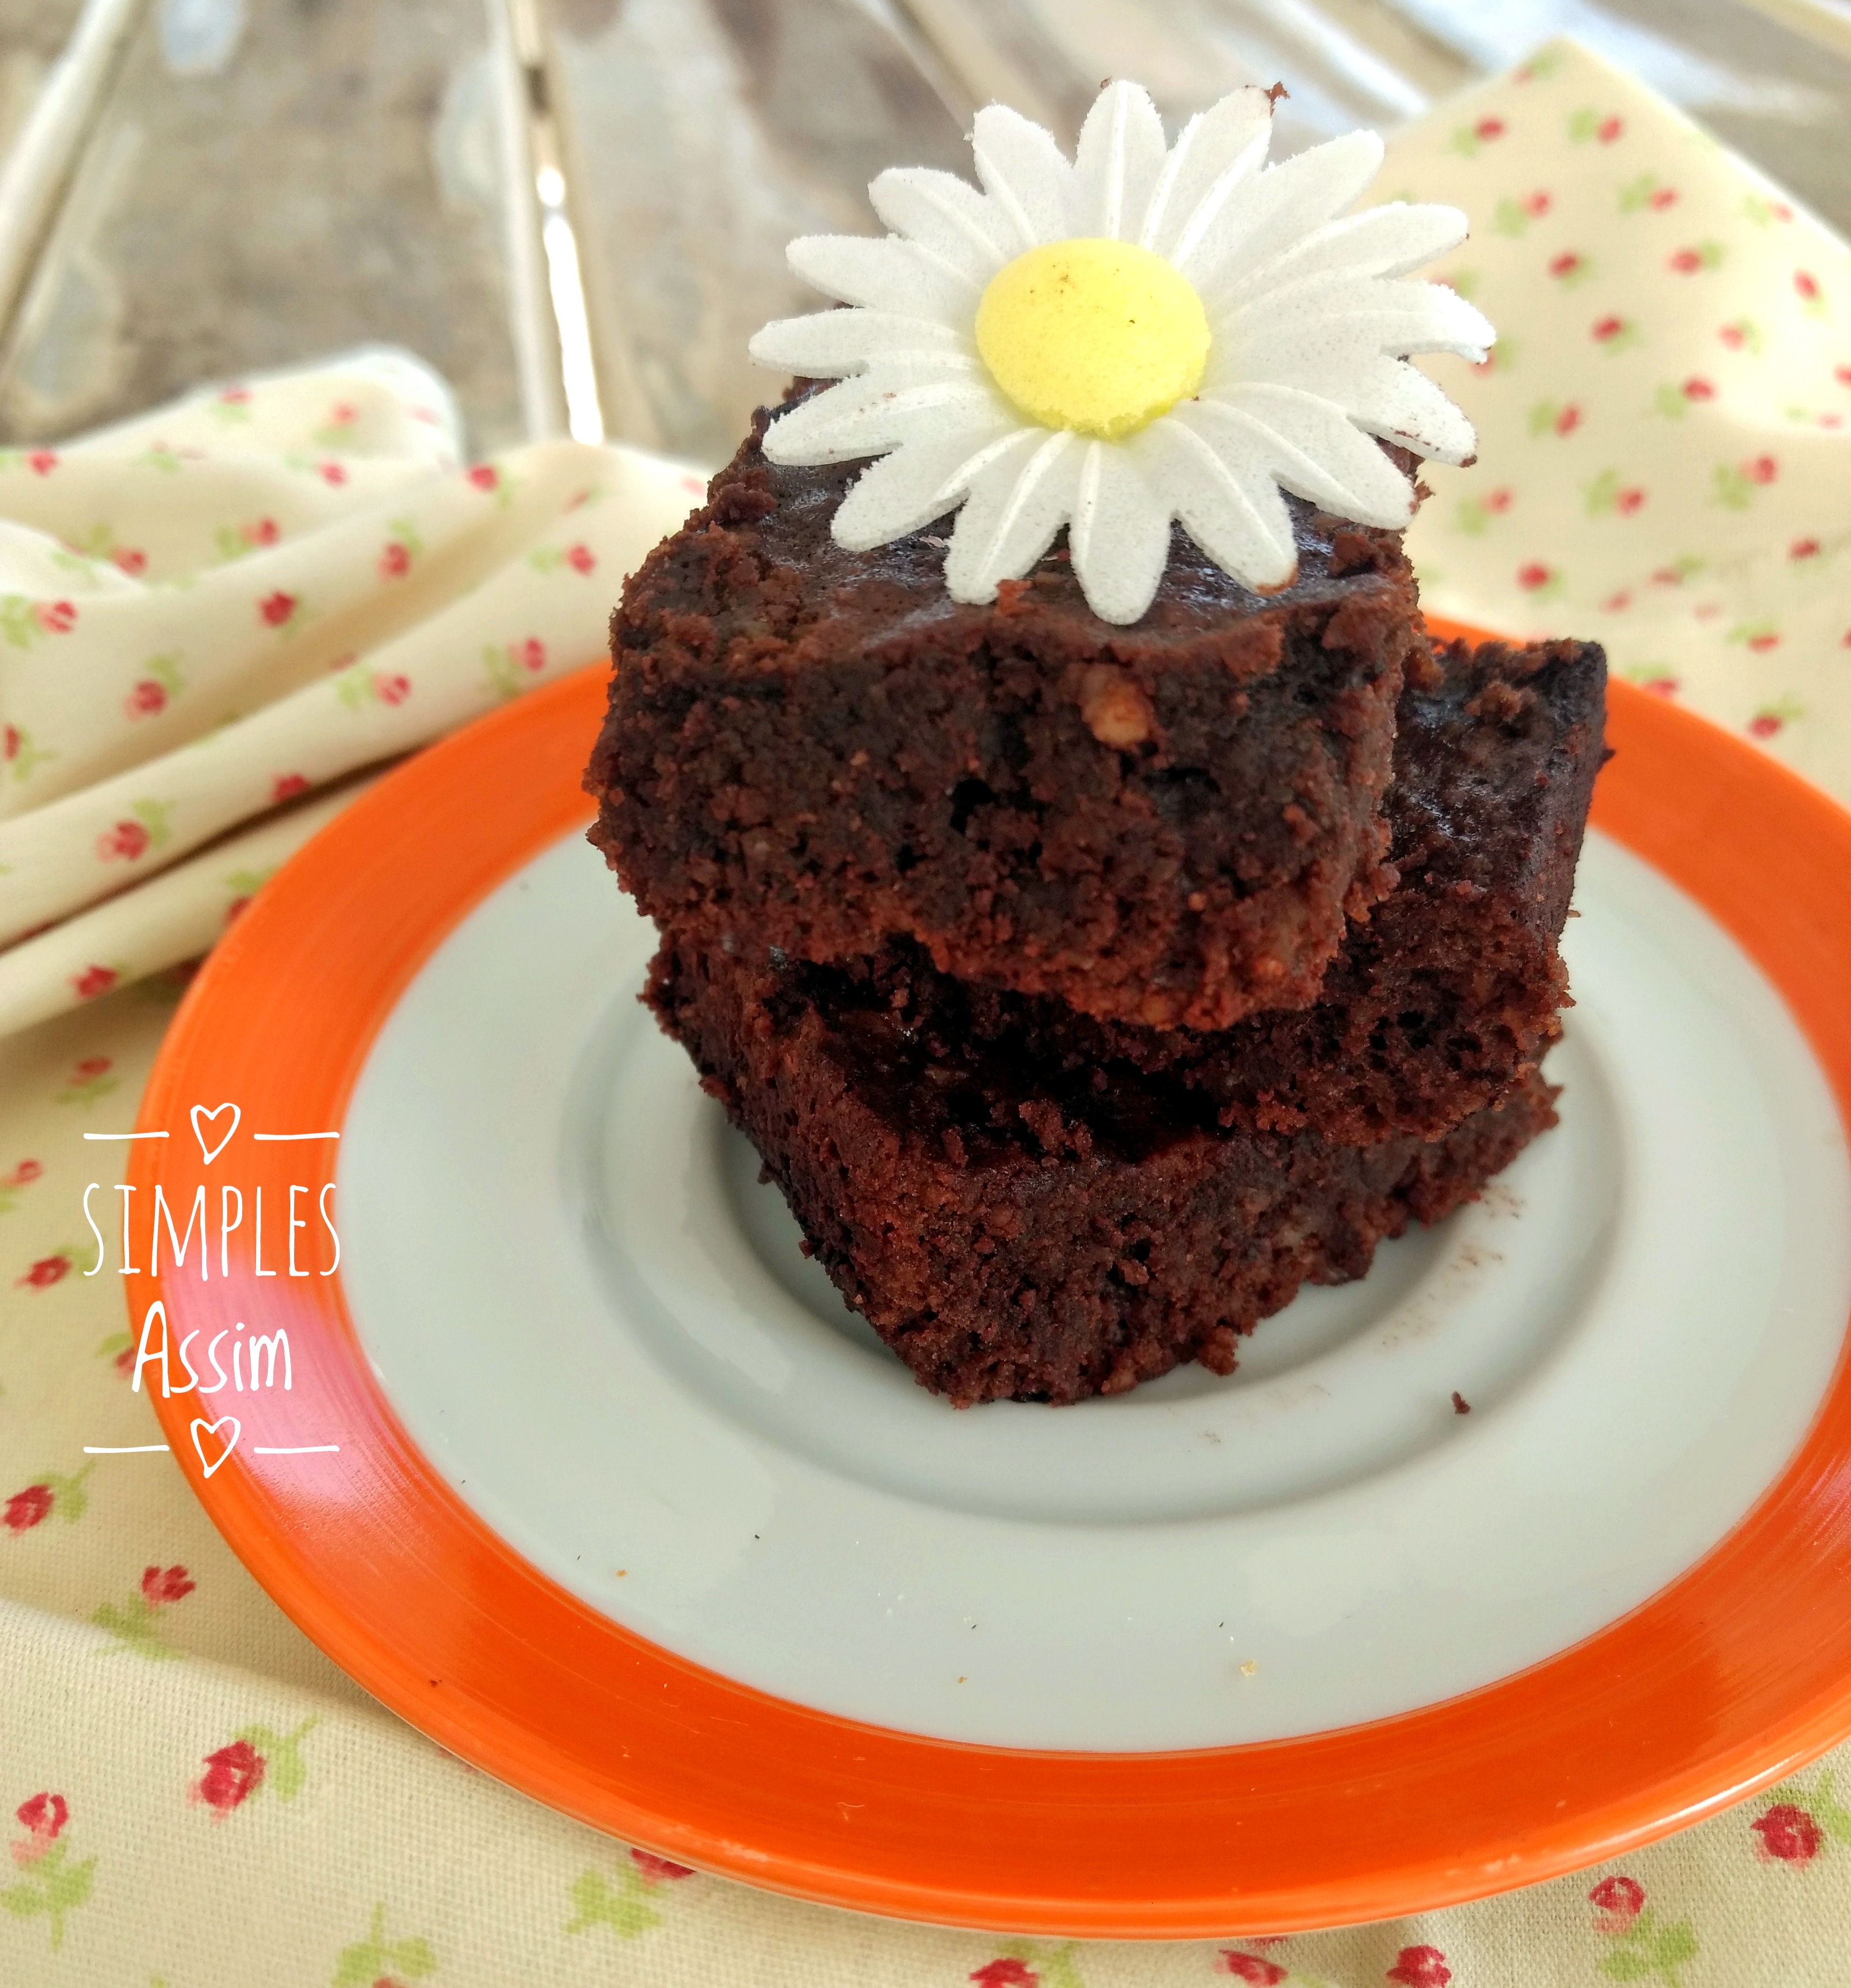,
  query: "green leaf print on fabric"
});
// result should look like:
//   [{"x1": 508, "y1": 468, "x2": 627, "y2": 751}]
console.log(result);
[
  {"x1": 1583, "y1": 469, "x2": 1646, "y2": 517},
  {"x1": 564, "y1": 1847, "x2": 694, "y2": 1940},
  {"x1": 974, "y1": 1939, "x2": 1088, "y2": 1988},
  {"x1": 0, "y1": 1158, "x2": 44, "y2": 1215},
  {"x1": 528, "y1": 541, "x2": 597, "y2": 577},
  {"x1": 0, "y1": 1796, "x2": 94, "y2": 1953},
  {"x1": 378, "y1": 518, "x2": 424, "y2": 581},
  {"x1": 1711, "y1": 455, "x2": 1780, "y2": 508},
  {"x1": 481, "y1": 638, "x2": 547, "y2": 701},
  {"x1": 94, "y1": 1565, "x2": 196, "y2": 1661},
  {"x1": 192, "y1": 1720, "x2": 318, "y2": 1814},
  {"x1": 55, "y1": 1056, "x2": 119, "y2": 1107},
  {"x1": 1587, "y1": 1876, "x2": 1697, "y2": 1986},
  {"x1": 332, "y1": 1903, "x2": 435, "y2": 1986},
  {"x1": 0, "y1": 595, "x2": 78, "y2": 648},
  {"x1": 3, "y1": 721, "x2": 57, "y2": 783},
  {"x1": 4, "y1": 1462, "x2": 93, "y2": 1533}
]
